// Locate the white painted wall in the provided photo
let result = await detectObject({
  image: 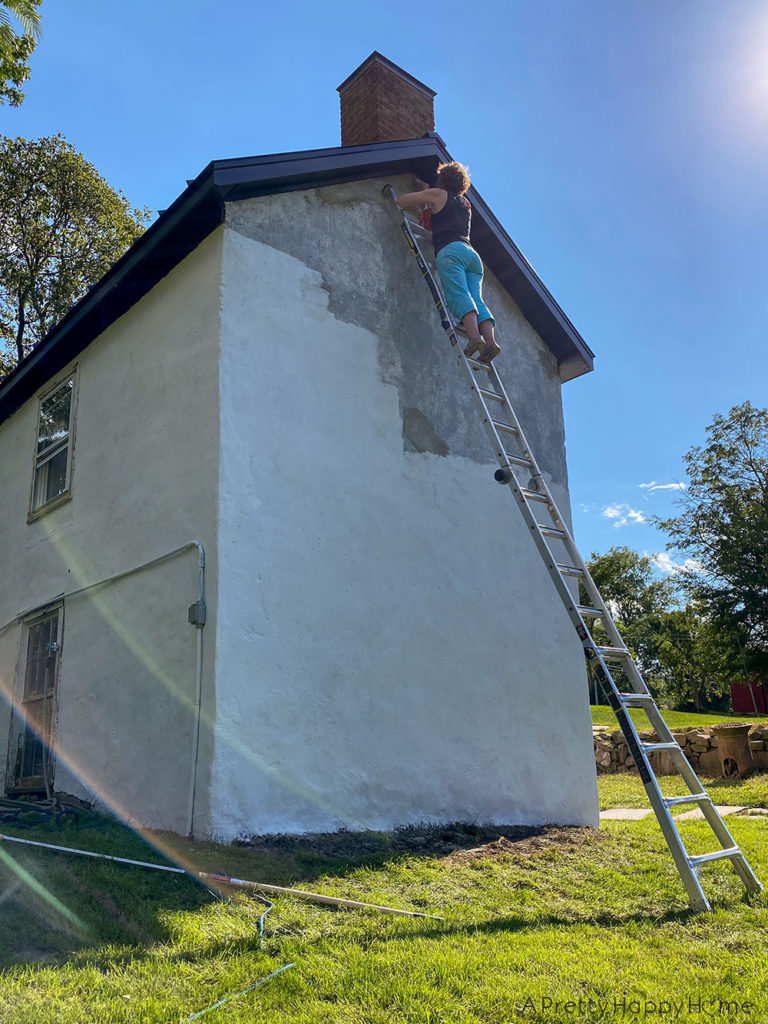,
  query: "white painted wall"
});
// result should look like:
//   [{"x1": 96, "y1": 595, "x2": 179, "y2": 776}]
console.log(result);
[
  {"x1": 211, "y1": 221, "x2": 598, "y2": 840},
  {"x1": 0, "y1": 233, "x2": 222, "y2": 831},
  {"x1": 0, "y1": 180, "x2": 598, "y2": 841}
]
